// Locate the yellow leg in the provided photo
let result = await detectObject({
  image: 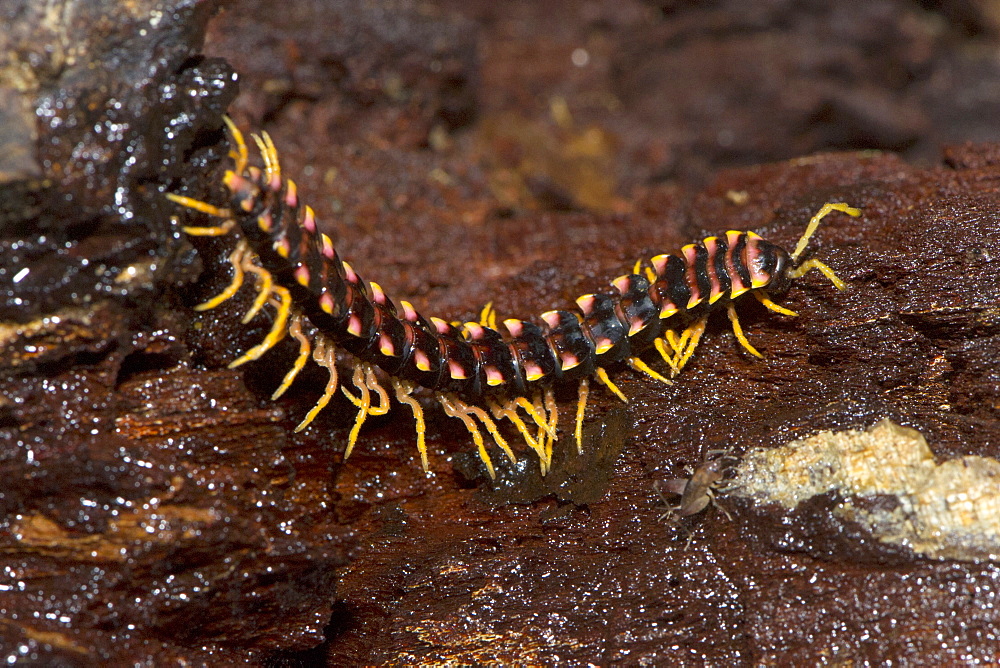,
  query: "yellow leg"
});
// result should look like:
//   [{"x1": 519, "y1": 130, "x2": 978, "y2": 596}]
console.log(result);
[
  {"x1": 490, "y1": 399, "x2": 545, "y2": 469},
  {"x1": 392, "y1": 379, "x2": 428, "y2": 472},
  {"x1": 595, "y1": 367, "x2": 627, "y2": 403},
  {"x1": 478, "y1": 302, "x2": 498, "y2": 330},
  {"x1": 465, "y1": 402, "x2": 516, "y2": 465},
  {"x1": 726, "y1": 303, "x2": 763, "y2": 358},
  {"x1": 342, "y1": 365, "x2": 371, "y2": 461},
  {"x1": 364, "y1": 366, "x2": 390, "y2": 416},
  {"x1": 666, "y1": 329, "x2": 686, "y2": 355},
  {"x1": 222, "y1": 116, "x2": 249, "y2": 174},
  {"x1": 515, "y1": 396, "x2": 556, "y2": 439},
  {"x1": 228, "y1": 285, "x2": 291, "y2": 368},
  {"x1": 791, "y1": 203, "x2": 861, "y2": 261},
  {"x1": 294, "y1": 339, "x2": 338, "y2": 432},
  {"x1": 271, "y1": 316, "x2": 311, "y2": 399},
  {"x1": 166, "y1": 194, "x2": 234, "y2": 224},
  {"x1": 786, "y1": 259, "x2": 847, "y2": 291},
  {"x1": 341, "y1": 364, "x2": 390, "y2": 416},
  {"x1": 253, "y1": 132, "x2": 282, "y2": 189},
  {"x1": 543, "y1": 387, "x2": 558, "y2": 468},
  {"x1": 654, "y1": 337, "x2": 681, "y2": 375},
  {"x1": 574, "y1": 378, "x2": 589, "y2": 455},
  {"x1": 194, "y1": 242, "x2": 246, "y2": 311},
  {"x1": 753, "y1": 290, "x2": 798, "y2": 316},
  {"x1": 628, "y1": 357, "x2": 673, "y2": 385},
  {"x1": 673, "y1": 318, "x2": 707, "y2": 373},
  {"x1": 240, "y1": 256, "x2": 275, "y2": 324},
  {"x1": 439, "y1": 394, "x2": 496, "y2": 479}
]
